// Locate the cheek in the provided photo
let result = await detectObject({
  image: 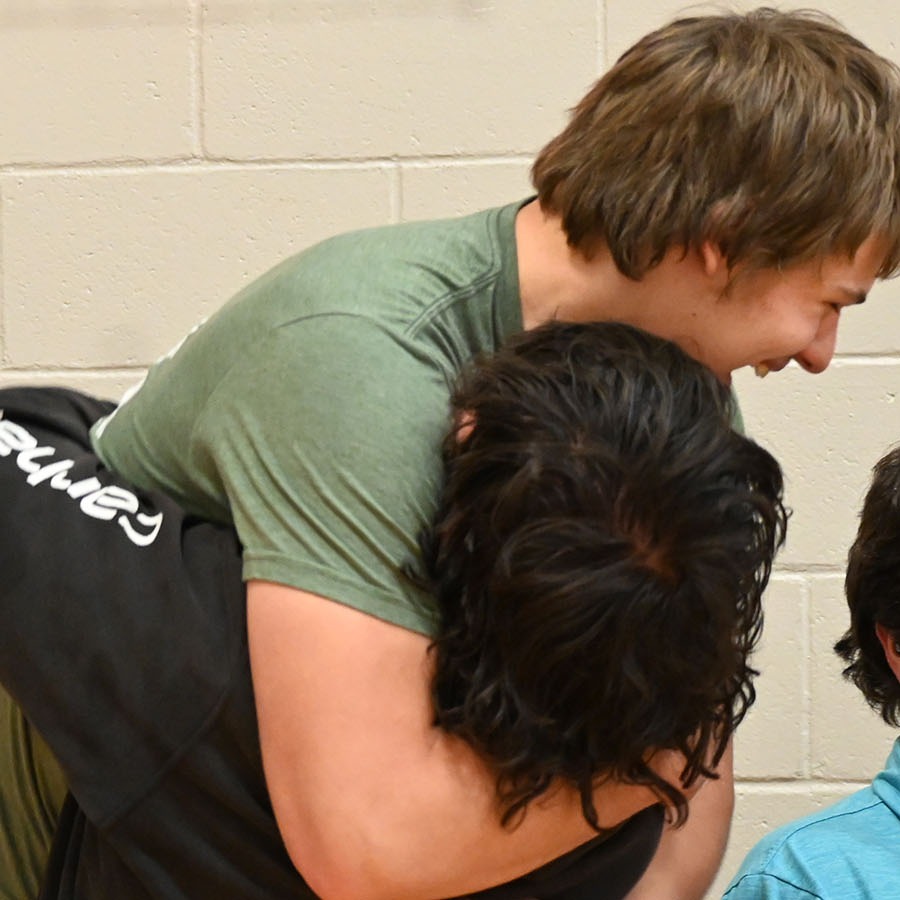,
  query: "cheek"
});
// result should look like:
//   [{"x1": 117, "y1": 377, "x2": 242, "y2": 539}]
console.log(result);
[
  {"x1": 771, "y1": 318, "x2": 820, "y2": 354},
  {"x1": 796, "y1": 305, "x2": 837, "y2": 346},
  {"x1": 756, "y1": 296, "x2": 823, "y2": 355}
]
